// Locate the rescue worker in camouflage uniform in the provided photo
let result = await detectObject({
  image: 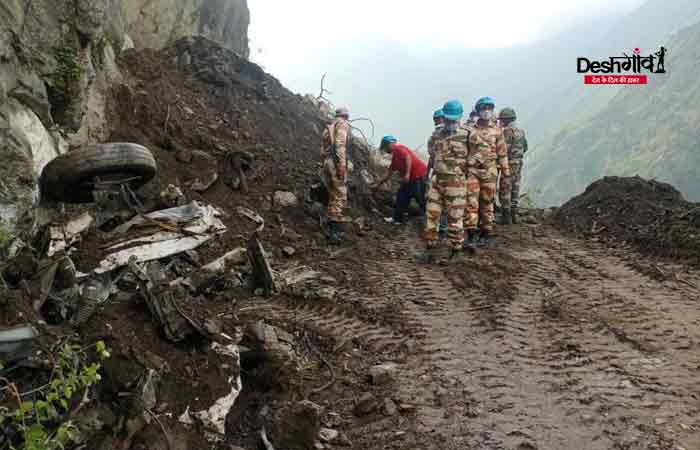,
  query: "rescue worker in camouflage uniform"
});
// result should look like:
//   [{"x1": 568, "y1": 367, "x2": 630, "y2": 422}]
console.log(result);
[
  {"x1": 427, "y1": 109, "x2": 448, "y2": 239},
  {"x1": 497, "y1": 107, "x2": 528, "y2": 224},
  {"x1": 466, "y1": 110, "x2": 478, "y2": 127},
  {"x1": 427, "y1": 109, "x2": 445, "y2": 173},
  {"x1": 464, "y1": 97, "x2": 510, "y2": 248},
  {"x1": 419, "y1": 100, "x2": 470, "y2": 262},
  {"x1": 321, "y1": 107, "x2": 350, "y2": 244}
]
